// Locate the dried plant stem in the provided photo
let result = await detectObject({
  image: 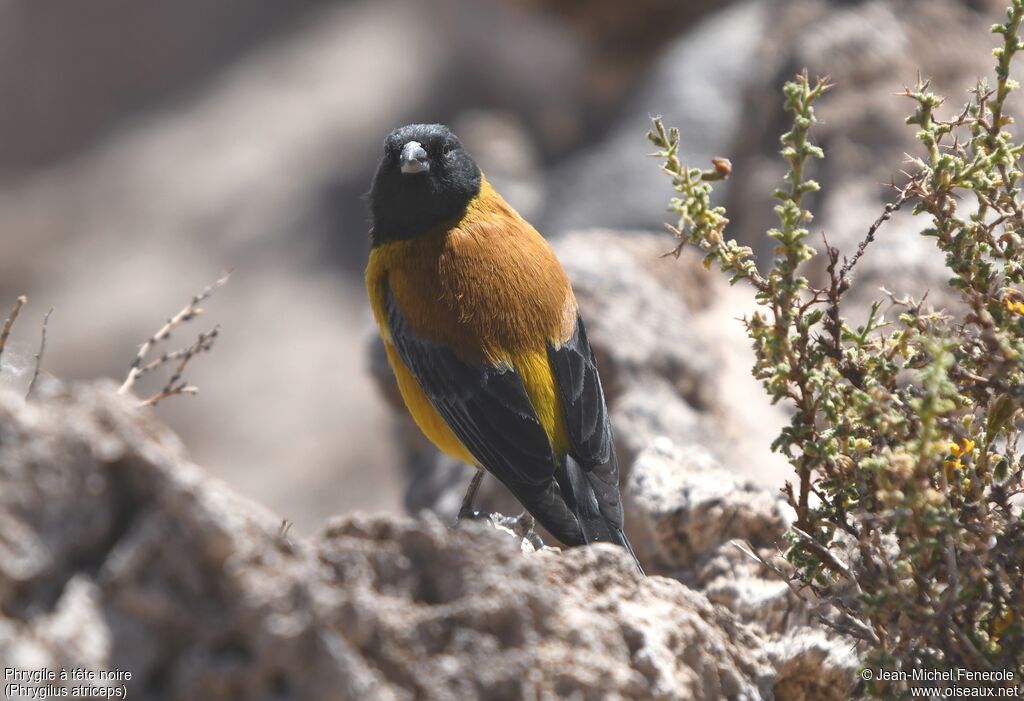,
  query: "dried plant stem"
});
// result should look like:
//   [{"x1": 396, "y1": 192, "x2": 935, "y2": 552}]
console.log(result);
[
  {"x1": 140, "y1": 326, "x2": 219, "y2": 407},
  {"x1": 25, "y1": 307, "x2": 53, "y2": 400},
  {"x1": 118, "y1": 273, "x2": 229, "y2": 396},
  {"x1": 733, "y1": 540, "x2": 880, "y2": 645},
  {"x1": 839, "y1": 186, "x2": 915, "y2": 281},
  {"x1": 135, "y1": 348, "x2": 192, "y2": 378},
  {"x1": 0, "y1": 295, "x2": 27, "y2": 373}
]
